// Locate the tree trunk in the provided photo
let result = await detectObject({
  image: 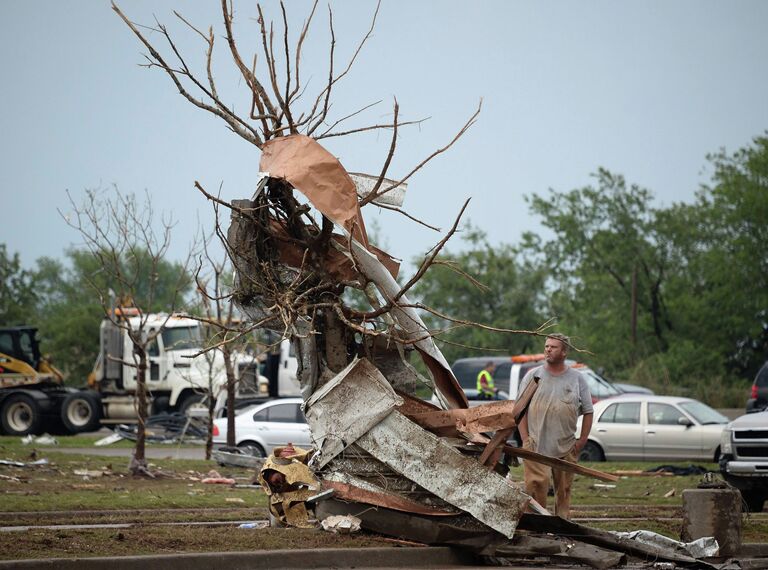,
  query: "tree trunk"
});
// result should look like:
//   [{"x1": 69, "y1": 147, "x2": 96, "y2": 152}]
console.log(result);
[
  {"x1": 631, "y1": 265, "x2": 638, "y2": 348},
  {"x1": 205, "y1": 385, "x2": 215, "y2": 460},
  {"x1": 324, "y1": 309, "x2": 348, "y2": 374},
  {"x1": 224, "y1": 345, "x2": 237, "y2": 448},
  {"x1": 131, "y1": 345, "x2": 149, "y2": 474}
]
